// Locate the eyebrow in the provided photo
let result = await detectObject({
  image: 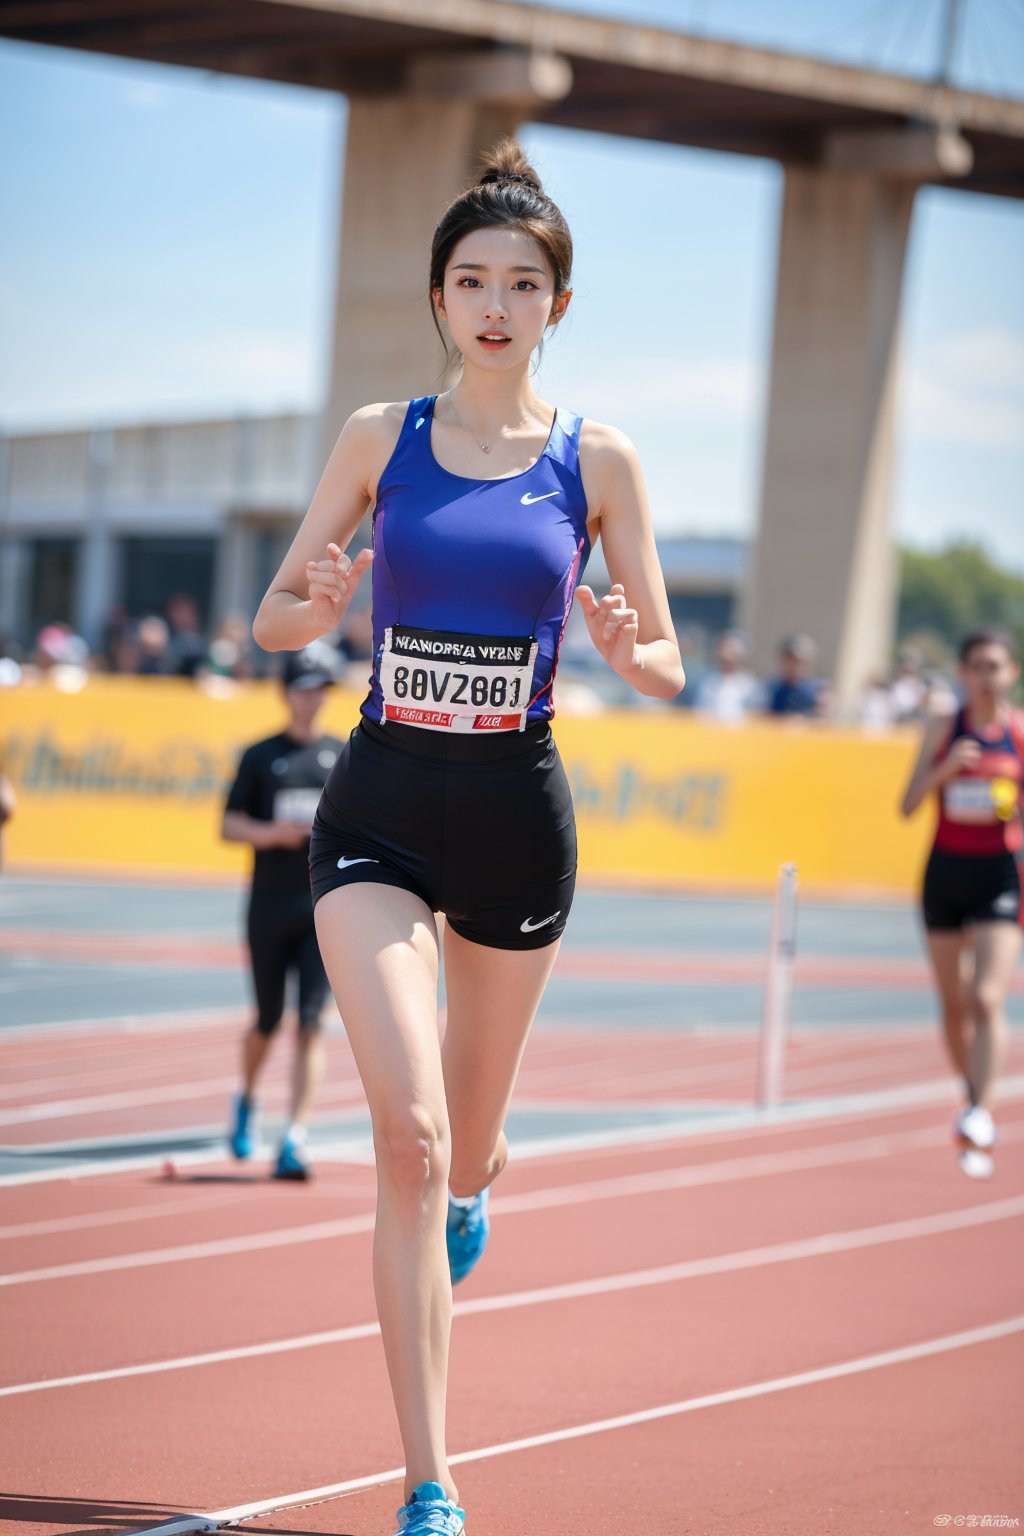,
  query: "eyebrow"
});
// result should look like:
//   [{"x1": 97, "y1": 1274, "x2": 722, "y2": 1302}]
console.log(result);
[{"x1": 451, "y1": 262, "x2": 546, "y2": 274}]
